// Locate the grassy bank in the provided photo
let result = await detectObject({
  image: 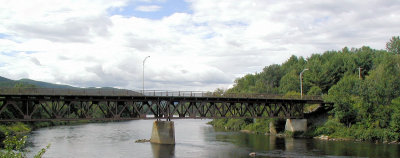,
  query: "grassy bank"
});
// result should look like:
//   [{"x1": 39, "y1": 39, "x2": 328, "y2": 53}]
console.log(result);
[
  {"x1": 0, "y1": 123, "x2": 31, "y2": 139},
  {"x1": 209, "y1": 117, "x2": 400, "y2": 143},
  {"x1": 0, "y1": 120, "x2": 94, "y2": 142},
  {"x1": 208, "y1": 118, "x2": 271, "y2": 134},
  {"x1": 309, "y1": 118, "x2": 400, "y2": 142}
]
